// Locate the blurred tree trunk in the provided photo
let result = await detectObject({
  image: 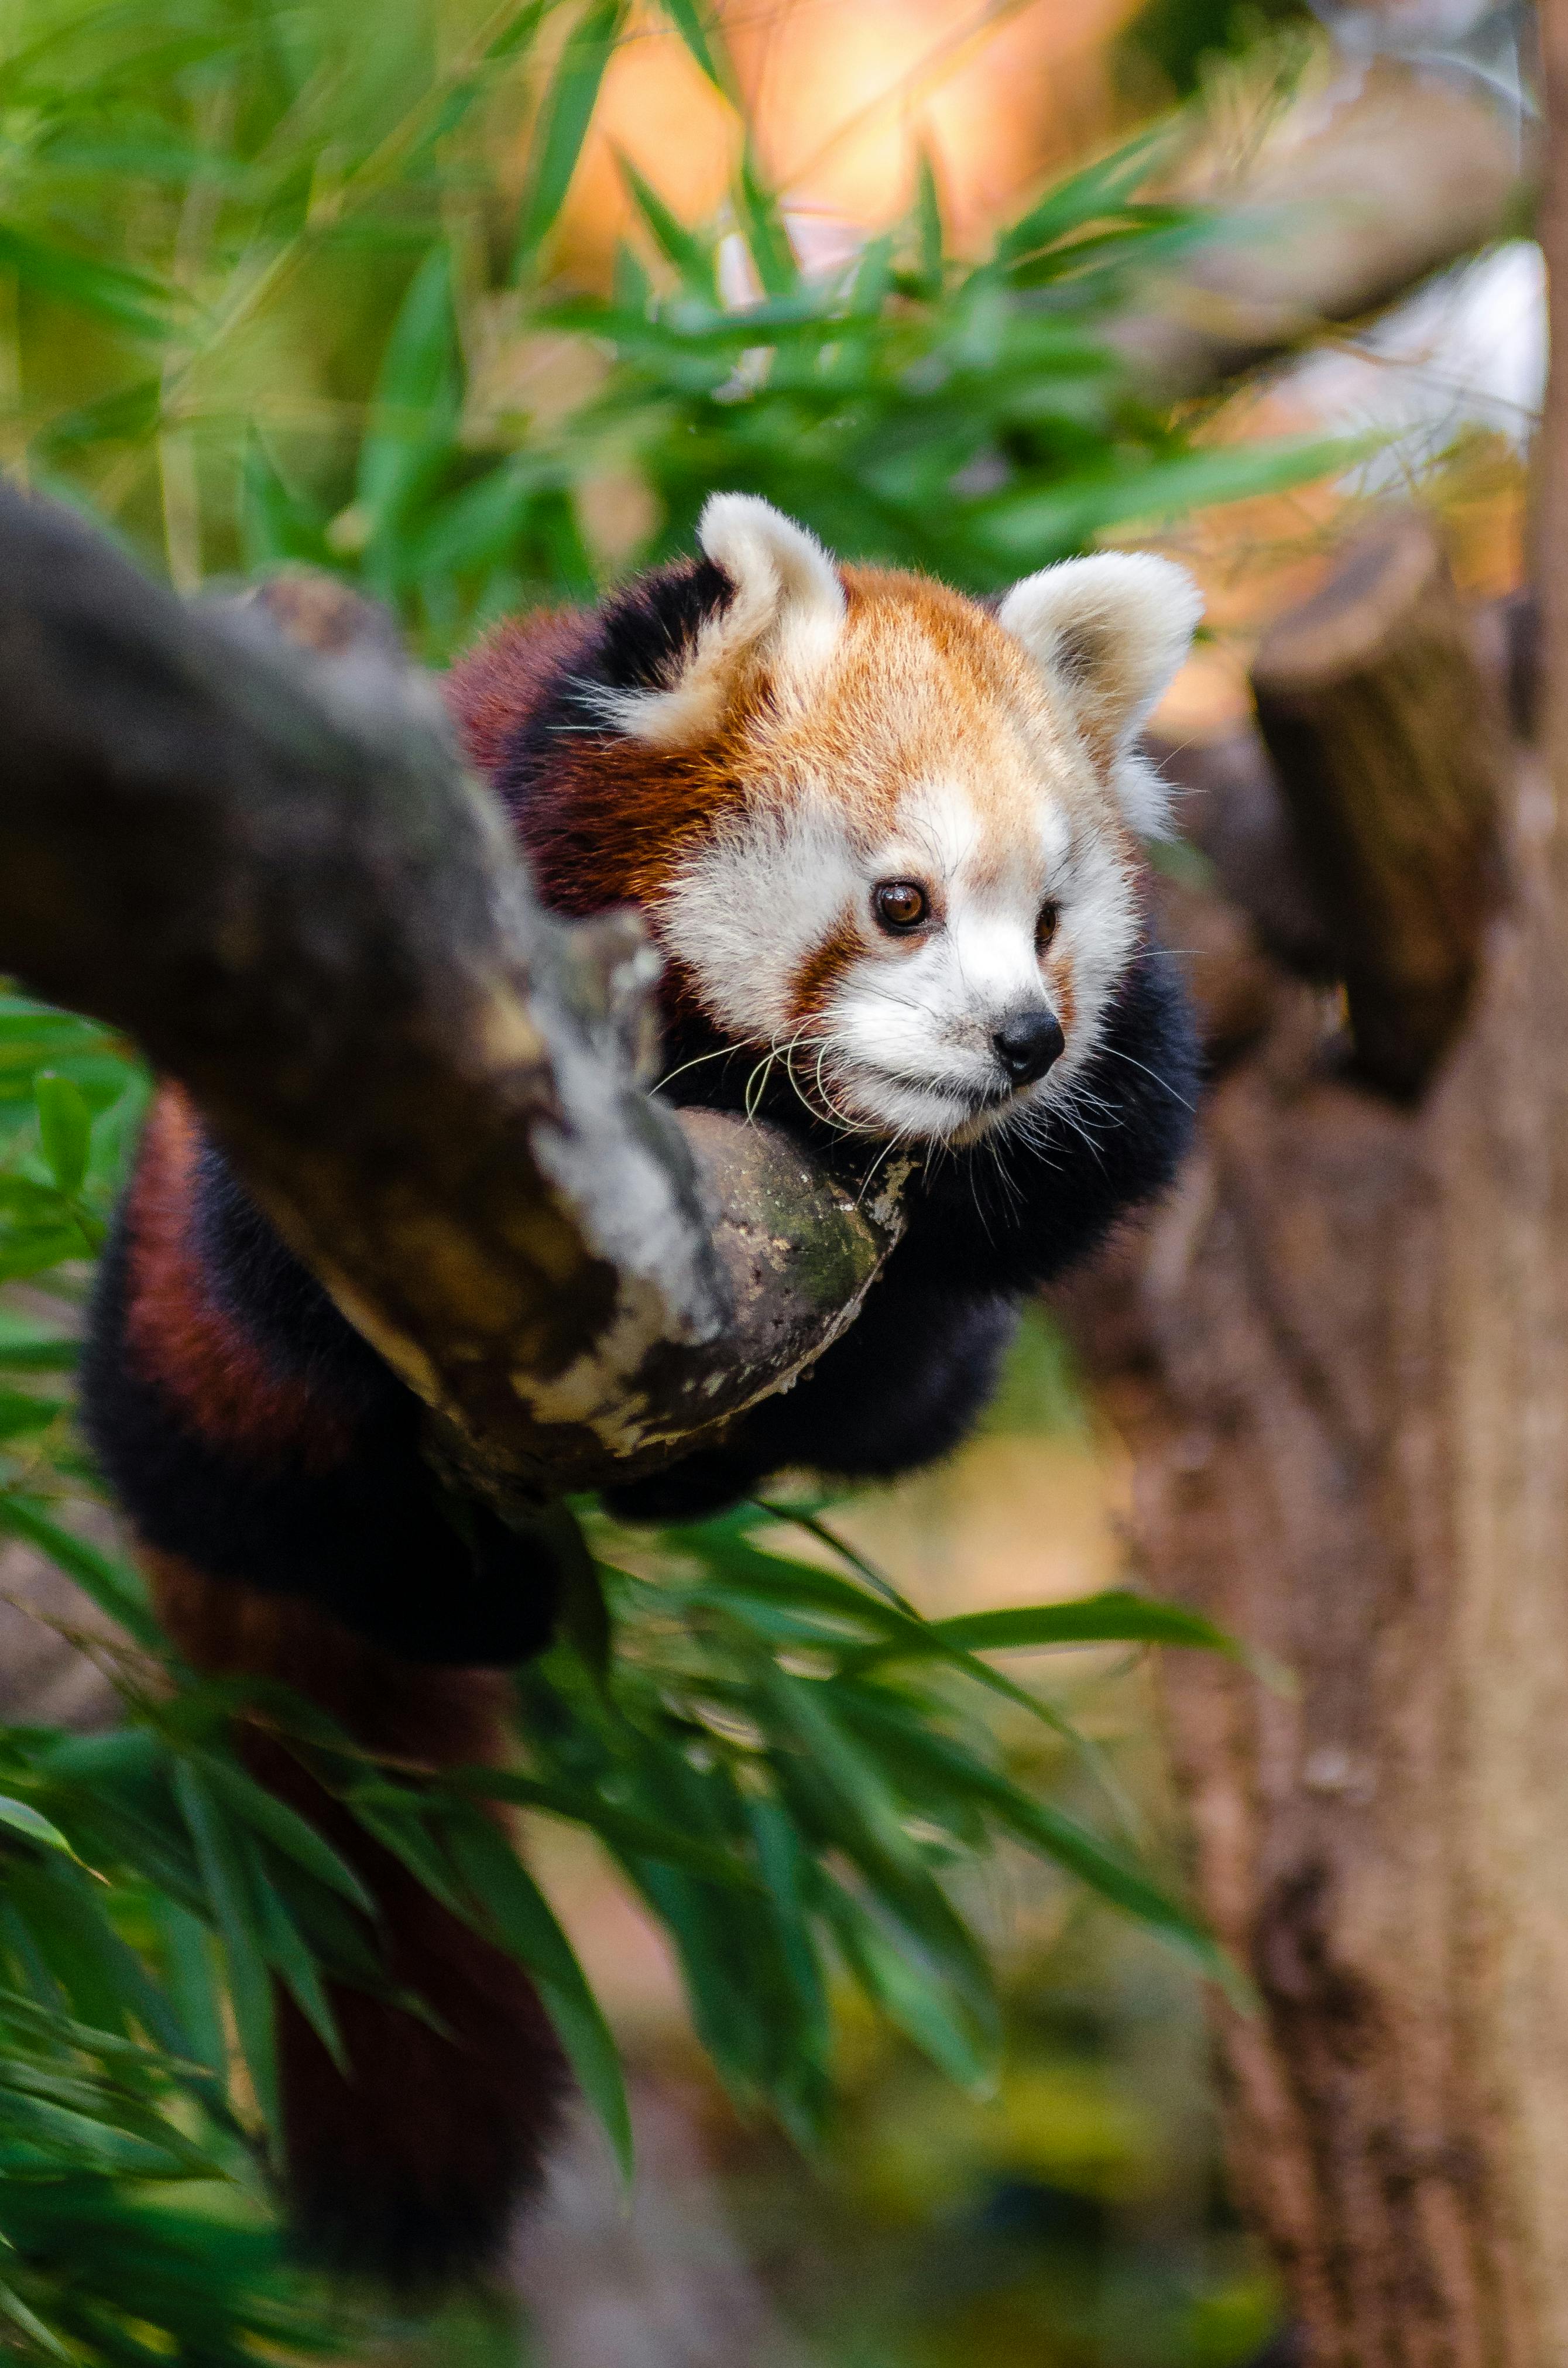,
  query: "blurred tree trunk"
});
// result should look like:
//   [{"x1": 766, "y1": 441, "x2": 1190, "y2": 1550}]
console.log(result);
[{"x1": 1059, "y1": 39, "x2": 1568, "y2": 2354}]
